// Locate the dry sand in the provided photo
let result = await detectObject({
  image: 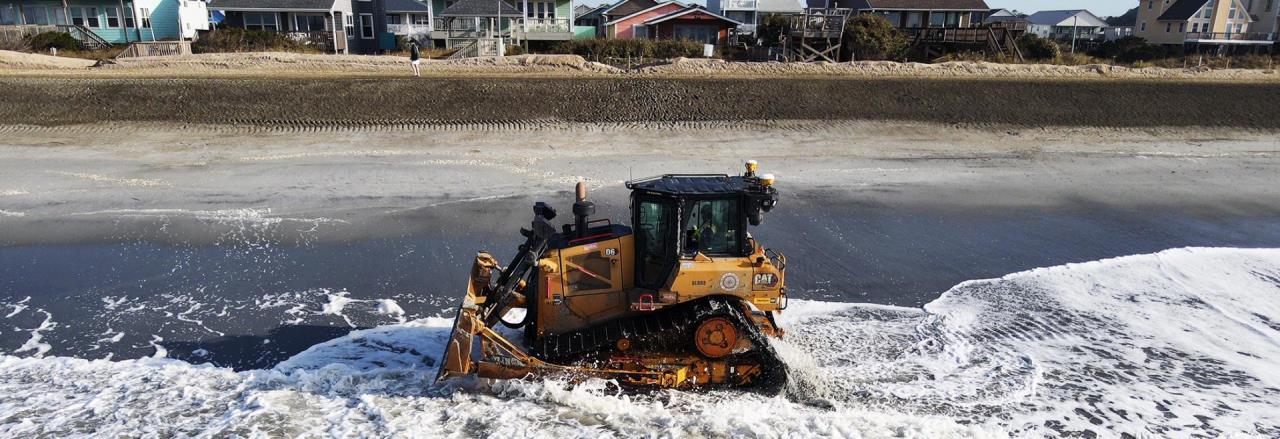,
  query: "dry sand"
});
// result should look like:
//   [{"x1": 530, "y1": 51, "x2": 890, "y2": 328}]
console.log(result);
[
  {"x1": 637, "y1": 57, "x2": 1280, "y2": 81},
  {"x1": 2, "y1": 50, "x2": 1277, "y2": 81},
  {"x1": 0, "y1": 50, "x2": 97, "y2": 69}
]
